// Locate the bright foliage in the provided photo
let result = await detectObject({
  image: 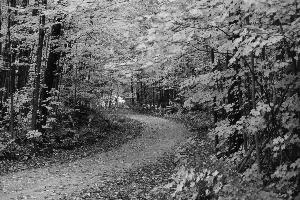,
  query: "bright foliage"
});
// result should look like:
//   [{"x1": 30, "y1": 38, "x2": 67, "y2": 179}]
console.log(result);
[{"x1": 0, "y1": 0, "x2": 299, "y2": 198}]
